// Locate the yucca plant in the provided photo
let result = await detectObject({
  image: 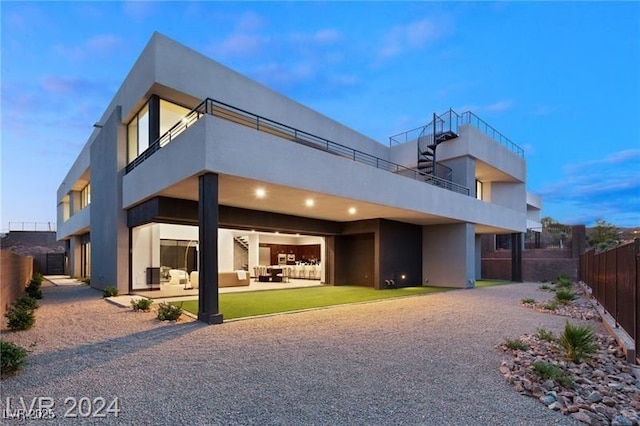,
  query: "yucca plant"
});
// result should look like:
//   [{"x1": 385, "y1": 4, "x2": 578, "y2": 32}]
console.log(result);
[
  {"x1": 536, "y1": 327, "x2": 554, "y2": 342},
  {"x1": 559, "y1": 321, "x2": 597, "y2": 363},
  {"x1": 504, "y1": 338, "x2": 528, "y2": 351},
  {"x1": 555, "y1": 274, "x2": 572, "y2": 288},
  {"x1": 532, "y1": 361, "x2": 573, "y2": 387},
  {"x1": 555, "y1": 287, "x2": 577, "y2": 305}
]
